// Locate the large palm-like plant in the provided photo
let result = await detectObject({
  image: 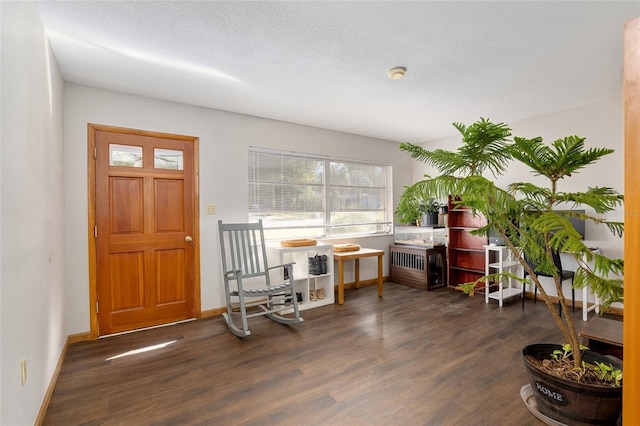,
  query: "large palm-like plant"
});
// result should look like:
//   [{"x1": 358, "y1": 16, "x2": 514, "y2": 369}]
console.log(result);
[
  {"x1": 400, "y1": 119, "x2": 624, "y2": 369},
  {"x1": 396, "y1": 118, "x2": 512, "y2": 218},
  {"x1": 400, "y1": 117, "x2": 513, "y2": 178}
]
